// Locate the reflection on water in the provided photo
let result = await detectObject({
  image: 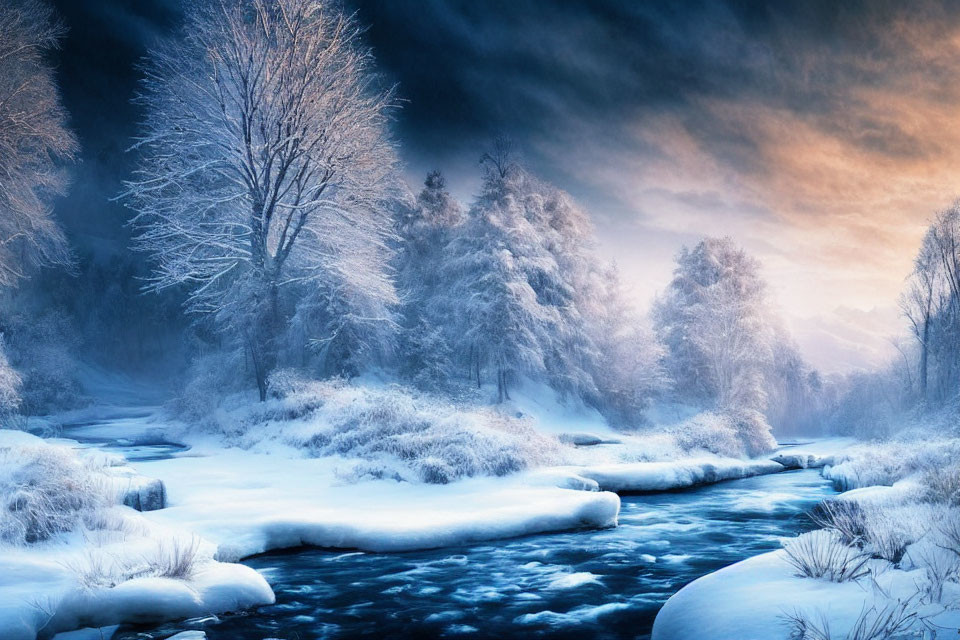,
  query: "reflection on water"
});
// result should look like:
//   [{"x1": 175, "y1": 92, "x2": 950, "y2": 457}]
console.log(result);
[{"x1": 121, "y1": 469, "x2": 835, "y2": 640}]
